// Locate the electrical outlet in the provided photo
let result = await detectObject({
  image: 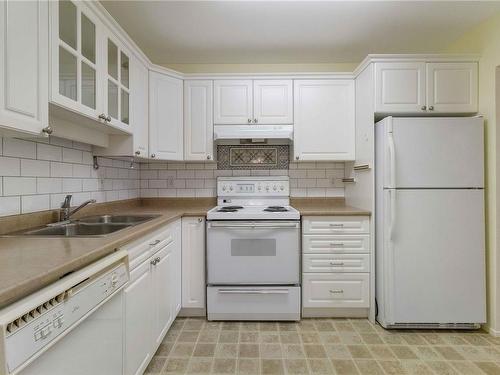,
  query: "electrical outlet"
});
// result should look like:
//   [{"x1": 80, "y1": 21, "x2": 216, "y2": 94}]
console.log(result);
[{"x1": 167, "y1": 177, "x2": 174, "y2": 188}]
